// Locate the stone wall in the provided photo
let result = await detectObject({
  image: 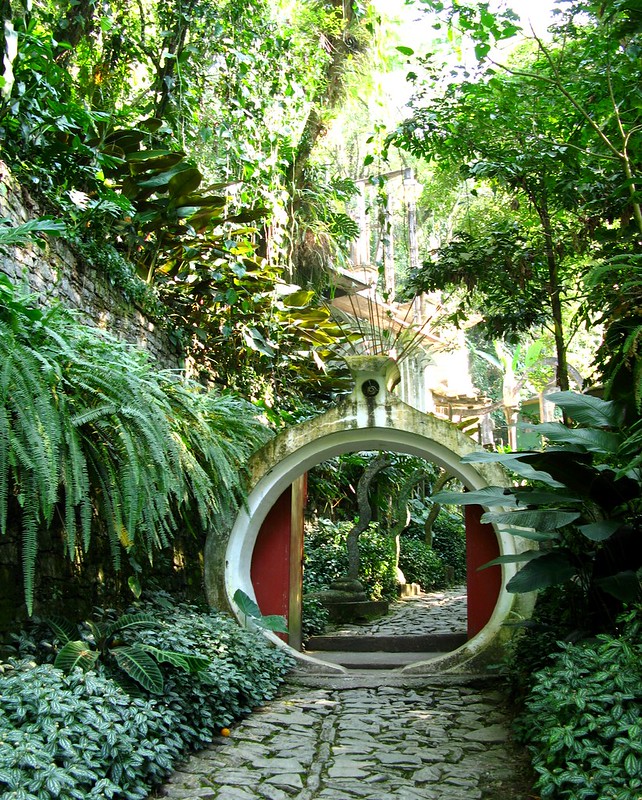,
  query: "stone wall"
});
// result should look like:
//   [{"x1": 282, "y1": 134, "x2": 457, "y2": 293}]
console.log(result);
[
  {"x1": 0, "y1": 161, "x2": 183, "y2": 369},
  {"x1": 0, "y1": 163, "x2": 196, "y2": 636}
]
